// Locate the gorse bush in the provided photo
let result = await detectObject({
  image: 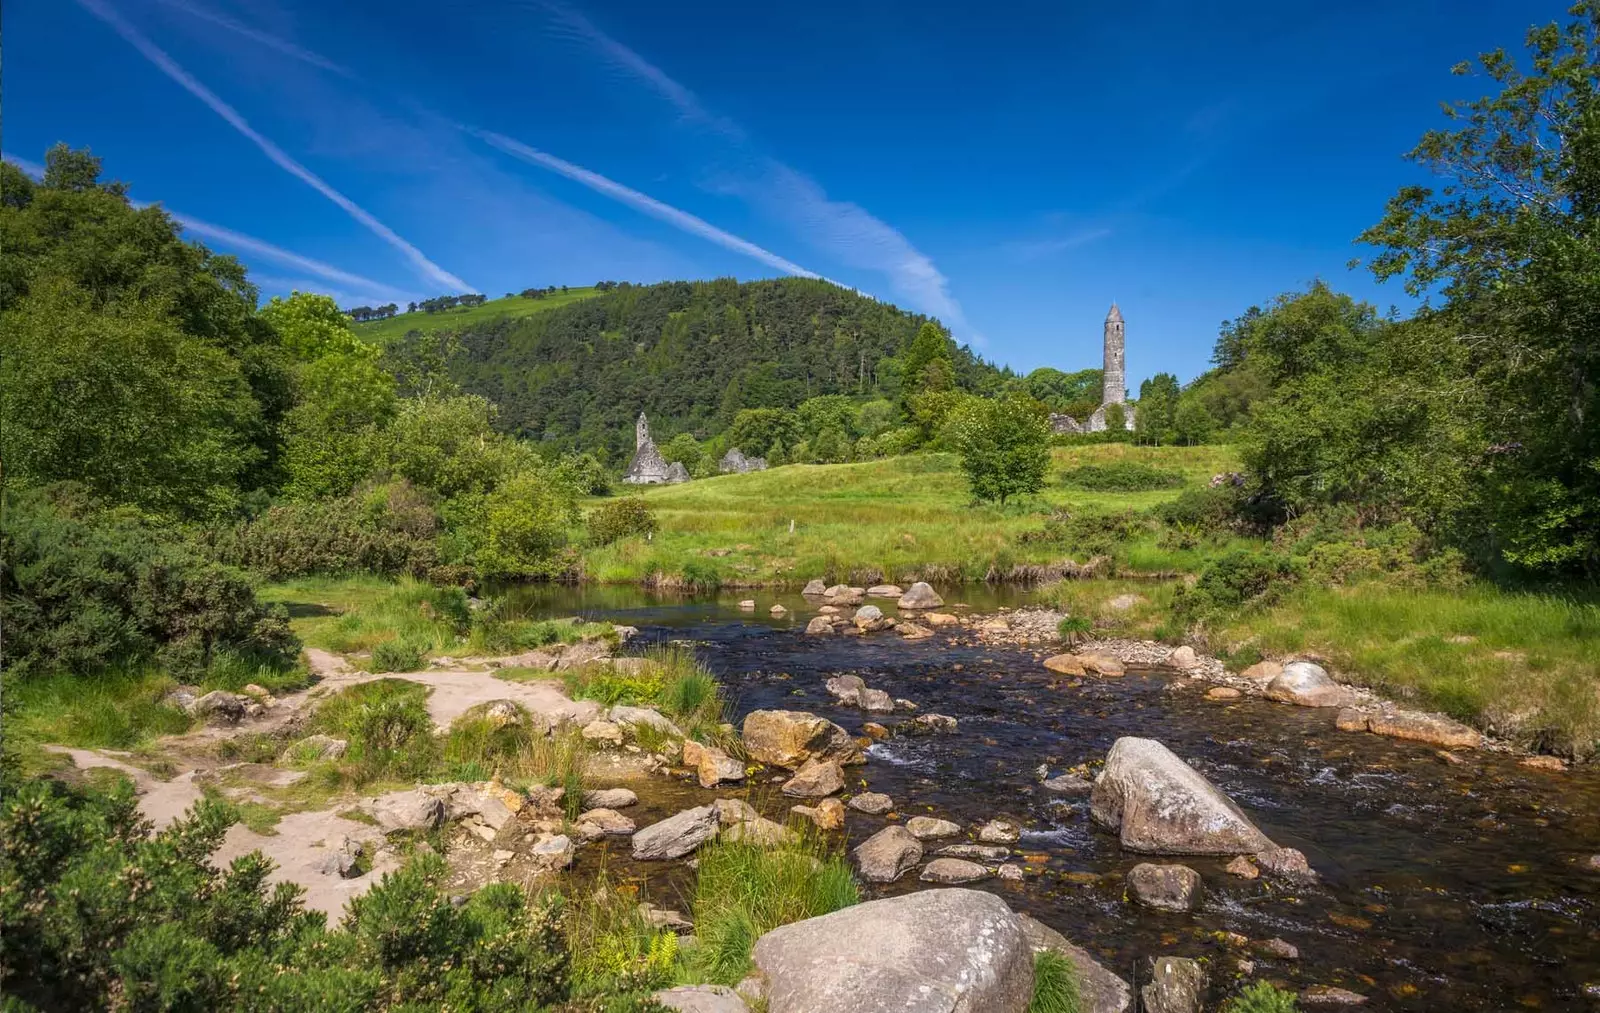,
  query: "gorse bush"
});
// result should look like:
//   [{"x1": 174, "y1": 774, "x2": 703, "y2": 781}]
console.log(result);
[
  {"x1": 309, "y1": 679, "x2": 437, "y2": 784},
  {"x1": 587, "y1": 497, "x2": 658, "y2": 547},
  {"x1": 0, "y1": 757, "x2": 575, "y2": 1011},
  {"x1": 0, "y1": 485, "x2": 298, "y2": 679},
  {"x1": 1172, "y1": 549, "x2": 1299, "y2": 626},
  {"x1": 206, "y1": 480, "x2": 441, "y2": 580},
  {"x1": 1061, "y1": 461, "x2": 1186, "y2": 492}
]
